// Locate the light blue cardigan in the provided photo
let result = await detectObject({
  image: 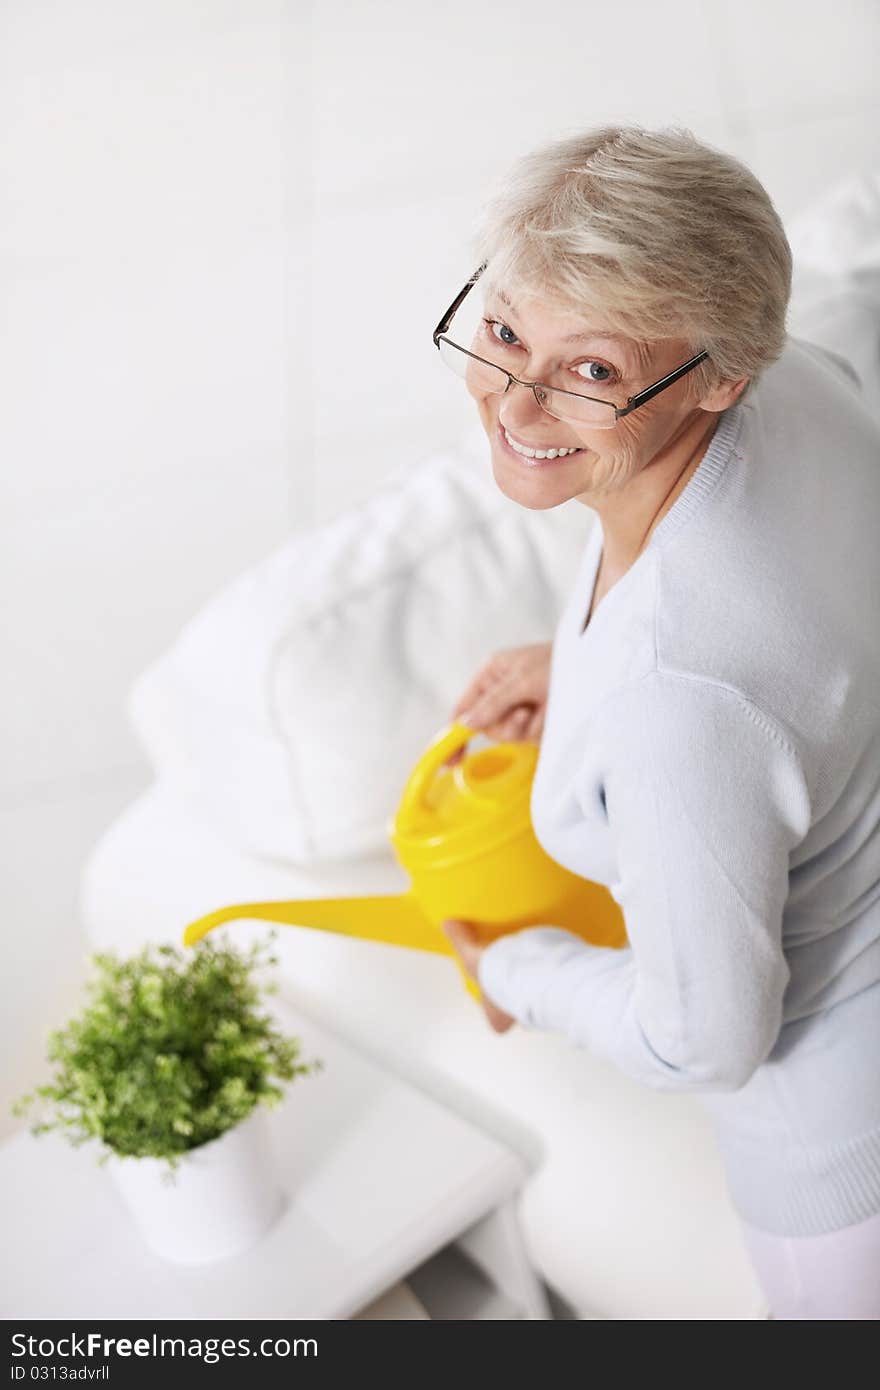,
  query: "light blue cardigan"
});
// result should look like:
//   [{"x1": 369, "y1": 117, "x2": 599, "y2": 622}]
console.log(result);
[{"x1": 478, "y1": 338, "x2": 880, "y2": 1238}]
